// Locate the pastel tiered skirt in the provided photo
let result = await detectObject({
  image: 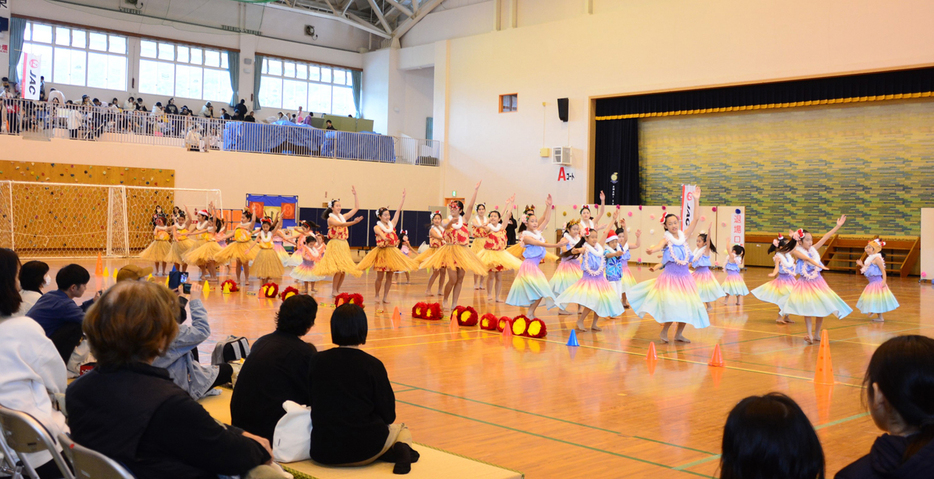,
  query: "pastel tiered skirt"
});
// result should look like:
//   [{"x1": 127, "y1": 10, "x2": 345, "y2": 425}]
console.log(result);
[
  {"x1": 291, "y1": 260, "x2": 327, "y2": 282},
  {"x1": 627, "y1": 263, "x2": 710, "y2": 328},
  {"x1": 752, "y1": 273, "x2": 796, "y2": 307},
  {"x1": 856, "y1": 275, "x2": 899, "y2": 314},
  {"x1": 618, "y1": 266, "x2": 637, "y2": 294},
  {"x1": 722, "y1": 270, "x2": 749, "y2": 296},
  {"x1": 693, "y1": 266, "x2": 726, "y2": 302},
  {"x1": 554, "y1": 274, "x2": 625, "y2": 318},
  {"x1": 505, "y1": 258, "x2": 556, "y2": 308},
  {"x1": 549, "y1": 260, "x2": 583, "y2": 295},
  {"x1": 780, "y1": 274, "x2": 853, "y2": 319}
]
